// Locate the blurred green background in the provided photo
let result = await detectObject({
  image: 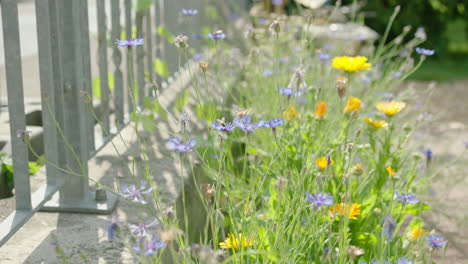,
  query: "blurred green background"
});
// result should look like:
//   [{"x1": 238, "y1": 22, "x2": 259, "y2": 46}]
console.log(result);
[{"x1": 342, "y1": 0, "x2": 468, "y2": 81}]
